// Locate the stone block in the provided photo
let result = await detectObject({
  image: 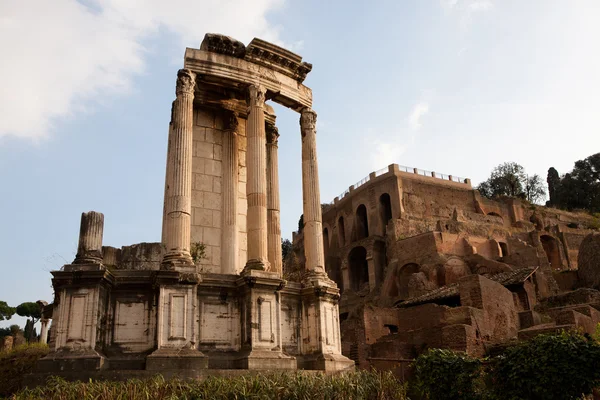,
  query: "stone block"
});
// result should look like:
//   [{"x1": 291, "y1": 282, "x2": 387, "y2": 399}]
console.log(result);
[
  {"x1": 196, "y1": 109, "x2": 214, "y2": 128},
  {"x1": 194, "y1": 174, "x2": 212, "y2": 192},
  {"x1": 238, "y1": 150, "x2": 246, "y2": 167},
  {"x1": 146, "y1": 349, "x2": 208, "y2": 370},
  {"x1": 214, "y1": 144, "x2": 223, "y2": 161},
  {"x1": 205, "y1": 159, "x2": 222, "y2": 177},
  {"x1": 238, "y1": 136, "x2": 247, "y2": 151},
  {"x1": 239, "y1": 166, "x2": 247, "y2": 183},
  {"x1": 212, "y1": 210, "x2": 222, "y2": 228},
  {"x1": 191, "y1": 226, "x2": 203, "y2": 243},
  {"x1": 213, "y1": 177, "x2": 222, "y2": 194},
  {"x1": 203, "y1": 227, "x2": 221, "y2": 247},
  {"x1": 1, "y1": 336, "x2": 13, "y2": 351},
  {"x1": 205, "y1": 128, "x2": 223, "y2": 145},
  {"x1": 192, "y1": 157, "x2": 205, "y2": 173},
  {"x1": 211, "y1": 245, "x2": 221, "y2": 266},
  {"x1": 194, "y1": 208, "x2": 213, "y2": 227},
  {"x1": 191, "y1": 192, "x2": 203, "y2": 207},
  {"x1": 204, "y1": 192, "x2": 222, "y2": 210},
  {"x1": 193, "y1": 126, "x2": 205, "y2": 141},
  {"x1": 195, "y1": 141, "x2": 214, "y2": 158}
]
